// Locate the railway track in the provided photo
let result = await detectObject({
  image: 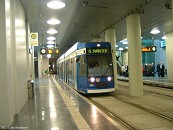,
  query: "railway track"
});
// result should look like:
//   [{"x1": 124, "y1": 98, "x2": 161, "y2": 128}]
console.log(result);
[
  {"x1": 86, "y1": 93, "x2": 173, "y2": 130},
  {"x1": 55, "y1": 77, "x2": 173, "y2": 129}
]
